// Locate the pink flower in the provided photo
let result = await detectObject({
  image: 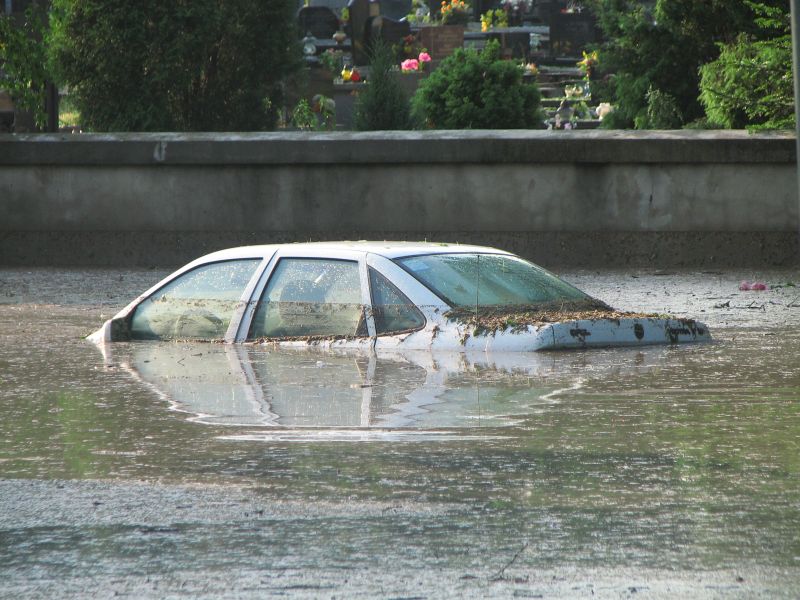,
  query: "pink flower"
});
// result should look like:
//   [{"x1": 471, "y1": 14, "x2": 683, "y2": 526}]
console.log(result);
[
  {"x1": 418, "y1": 52, "x2": 432, "y2": 63},
  {"x1": 401, "y1": 59, "x2": 420, "y2": 72},
  {"x1": 739, "y1": 280, "x2": 751, "y2": 291}
]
